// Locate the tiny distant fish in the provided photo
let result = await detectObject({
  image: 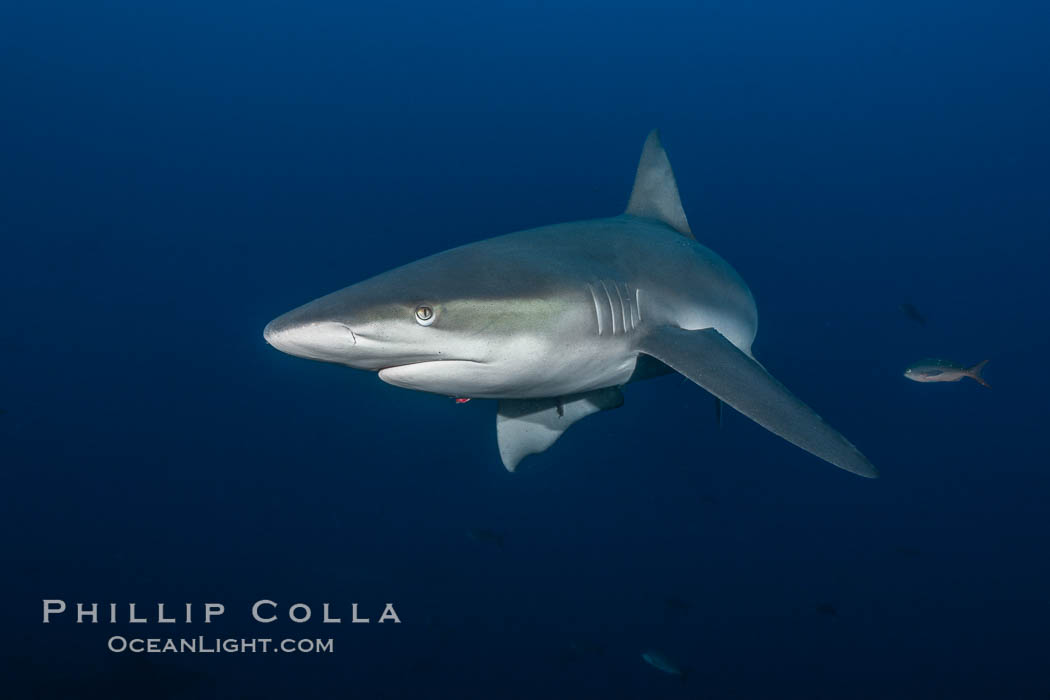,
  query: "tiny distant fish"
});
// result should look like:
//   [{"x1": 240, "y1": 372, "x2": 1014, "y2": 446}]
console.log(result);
[
  {"x1": 815, "y1": 603, "x2": 838, "y2": 617},
  {"x1": 641, "y1": 650, "x2": 687, "y2": 680},
  {"x1": 454, "y1": 397, "x2": 471, "y2": 404},
  {"x1": 467, "y1": 528, "x2": 505, "y2": 550},
  {"x1": 899, "y1": 302, "x2": 927, "y2": 327},
  {"x1": 904, "y1": 358, "x2": 990, "y2": 387}
]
